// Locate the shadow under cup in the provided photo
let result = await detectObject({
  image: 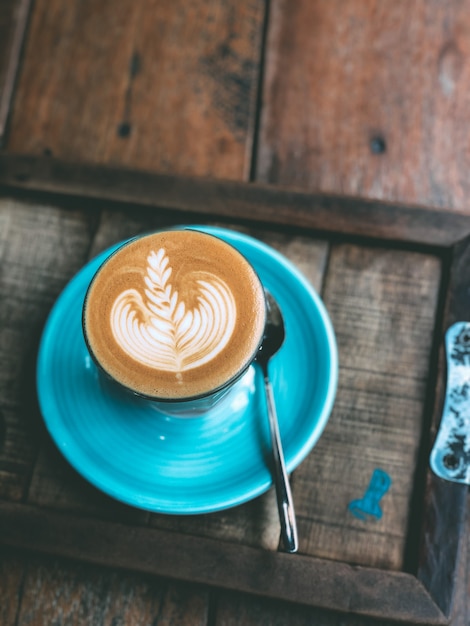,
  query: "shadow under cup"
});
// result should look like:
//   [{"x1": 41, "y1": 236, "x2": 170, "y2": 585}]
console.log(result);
[{"x1": 82, "y1": 229, "x2": 266, "y2": 417}]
